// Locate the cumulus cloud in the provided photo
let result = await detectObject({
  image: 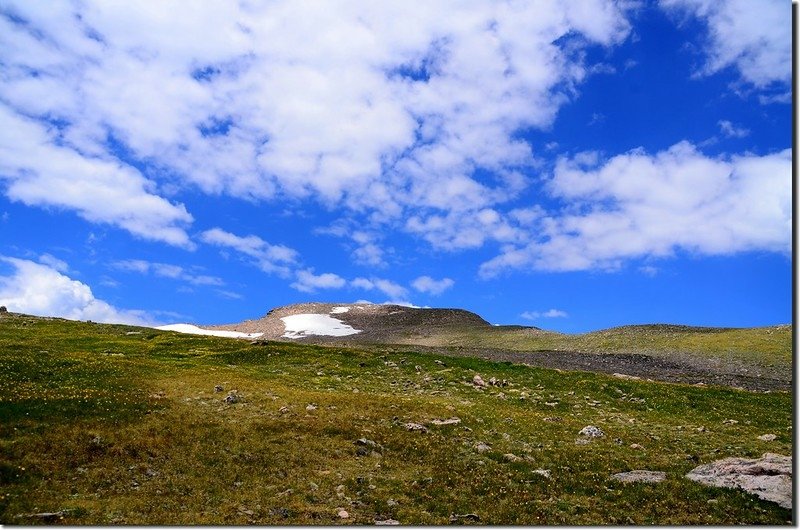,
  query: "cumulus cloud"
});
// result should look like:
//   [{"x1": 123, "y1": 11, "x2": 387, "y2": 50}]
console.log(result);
[
  {"x1": 112, "y1": 259, "x2": 224, "y2": 286},
  {"x1": 291, "y1": 270, "x2": 347, "y2": 293},
  {"x1": 480, "y1": 142, "x2": 791, "y2": 275},
  {"x1": 0, "y1": 0, "x2": 632, "y2": 252},
  {"x1": 0, "y1": 106, "x2": 194, "y2": 247},
  {"x1": 0, "y1": 257, "x2": 155, "y2": 325},
  {"x1": 351, "y1": 277, "x2": 408, "y2": 299},
  {"x1": 660, "y1": 0, "x2": 789, "y2": 96},
  {"x1": 200, "y1": 227, "x2": 297, "y2": 275},
  {"x1": 411, "y1": 276, "x2": 455, "y2": 295},
  {"x1": 521, "y1": 309, "x2": 568, "y2": 320}
]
